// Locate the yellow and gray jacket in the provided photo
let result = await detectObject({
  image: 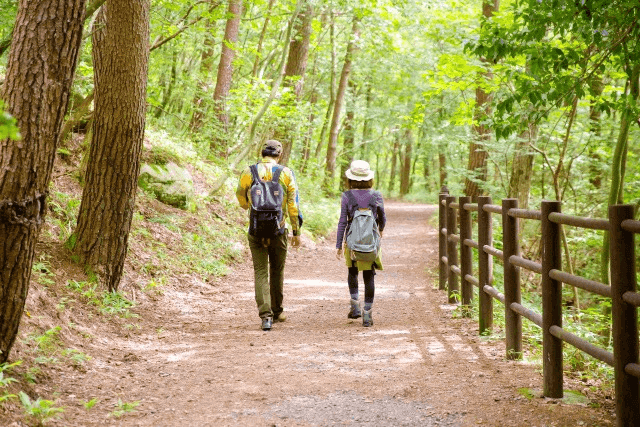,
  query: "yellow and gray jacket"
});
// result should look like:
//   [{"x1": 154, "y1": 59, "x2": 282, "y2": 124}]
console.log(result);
[{"x1": 236, "y1": 157, "x2": 302, "y2": 236}]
